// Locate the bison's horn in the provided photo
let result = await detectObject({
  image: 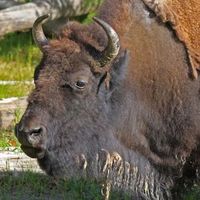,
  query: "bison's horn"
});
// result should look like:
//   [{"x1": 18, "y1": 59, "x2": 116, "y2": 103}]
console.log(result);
[
  {"x1": 32, "y1": 15, "x2": 49, "y2": 51},
  {"x1": 93, "y1": 17, "x2": 120, "y2": 67}
]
